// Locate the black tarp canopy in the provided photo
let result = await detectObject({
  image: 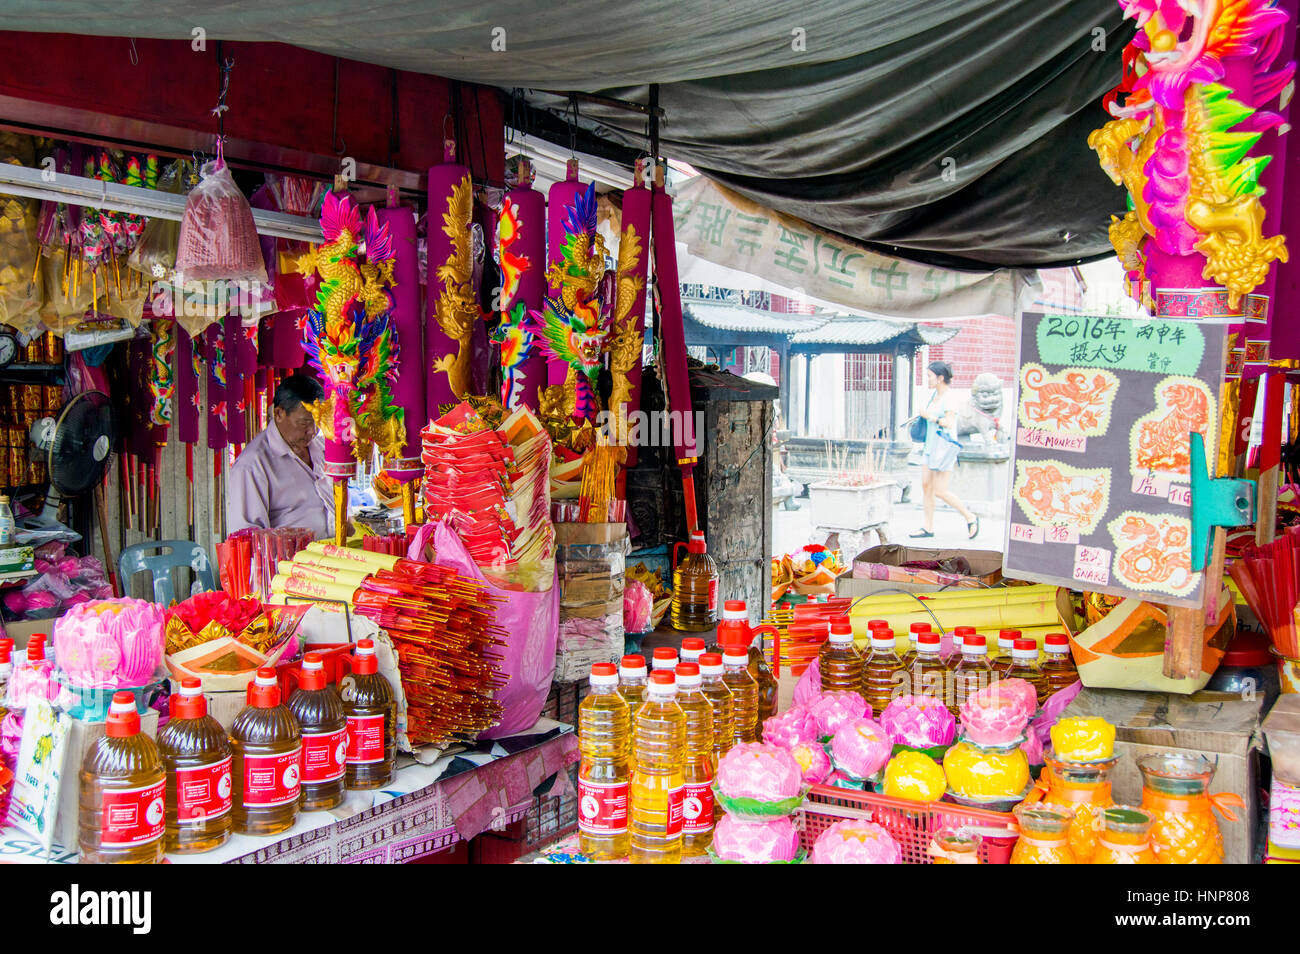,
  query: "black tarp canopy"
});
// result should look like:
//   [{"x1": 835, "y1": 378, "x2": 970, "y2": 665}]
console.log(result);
[{"x1": 1, "y1": 0, "x2": 1129, "y2": 269}]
